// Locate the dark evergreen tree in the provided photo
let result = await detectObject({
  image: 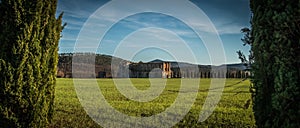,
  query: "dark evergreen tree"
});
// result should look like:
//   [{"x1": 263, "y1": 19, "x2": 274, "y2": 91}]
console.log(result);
[
  {"x1": 250, "y1": 0, "x2": 300, "y2": 127},
  {"x1": 0, "y1": 0, "x2": 64, "y2": 127}
]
